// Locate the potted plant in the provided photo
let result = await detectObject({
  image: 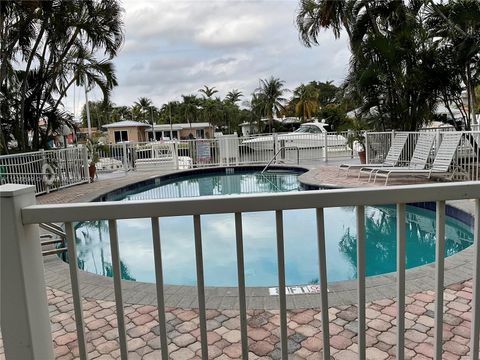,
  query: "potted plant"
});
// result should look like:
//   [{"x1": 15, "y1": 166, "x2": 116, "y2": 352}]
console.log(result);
[
  {"x1": 347, "y1": 118, "x2": 368, "y2": 164},
  {"x1": 86, "y1": 137, "x2": 108, "y2": 182}
]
